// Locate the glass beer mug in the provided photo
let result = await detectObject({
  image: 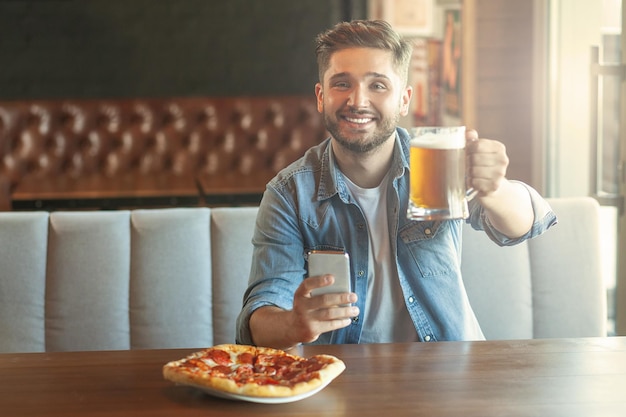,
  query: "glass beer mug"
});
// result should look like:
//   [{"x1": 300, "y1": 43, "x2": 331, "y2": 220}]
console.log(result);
[{"x1": 407, "y1": 126, "x2": 476, "y2": 221}]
